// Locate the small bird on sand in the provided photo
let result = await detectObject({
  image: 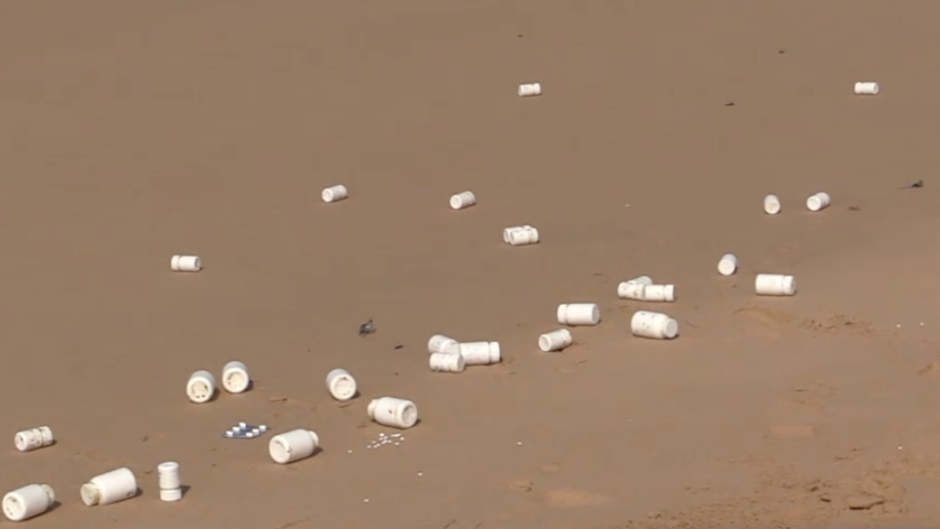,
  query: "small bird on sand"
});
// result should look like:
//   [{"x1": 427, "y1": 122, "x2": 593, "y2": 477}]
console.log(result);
[{"x1": 358, "y1": 319, "x2": 375, "y2": 337}]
